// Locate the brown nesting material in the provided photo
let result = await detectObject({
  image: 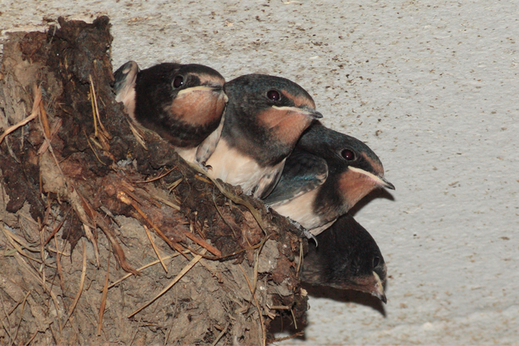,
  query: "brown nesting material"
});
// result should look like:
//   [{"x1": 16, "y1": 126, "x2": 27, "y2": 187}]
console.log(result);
[{"x1": 0, "y1": 17, "x2": 307, "y2": 345}]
